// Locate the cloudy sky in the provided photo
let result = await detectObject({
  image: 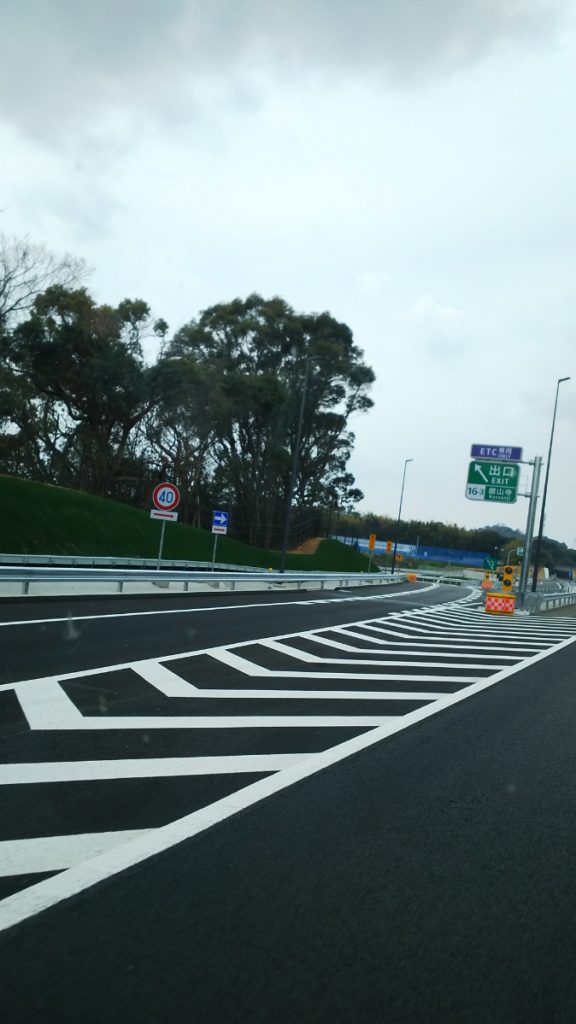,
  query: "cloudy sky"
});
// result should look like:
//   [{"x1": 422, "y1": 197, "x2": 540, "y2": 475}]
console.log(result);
[{"x1": 2, "y1": 0, "x2": 575, "y2": 545}]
